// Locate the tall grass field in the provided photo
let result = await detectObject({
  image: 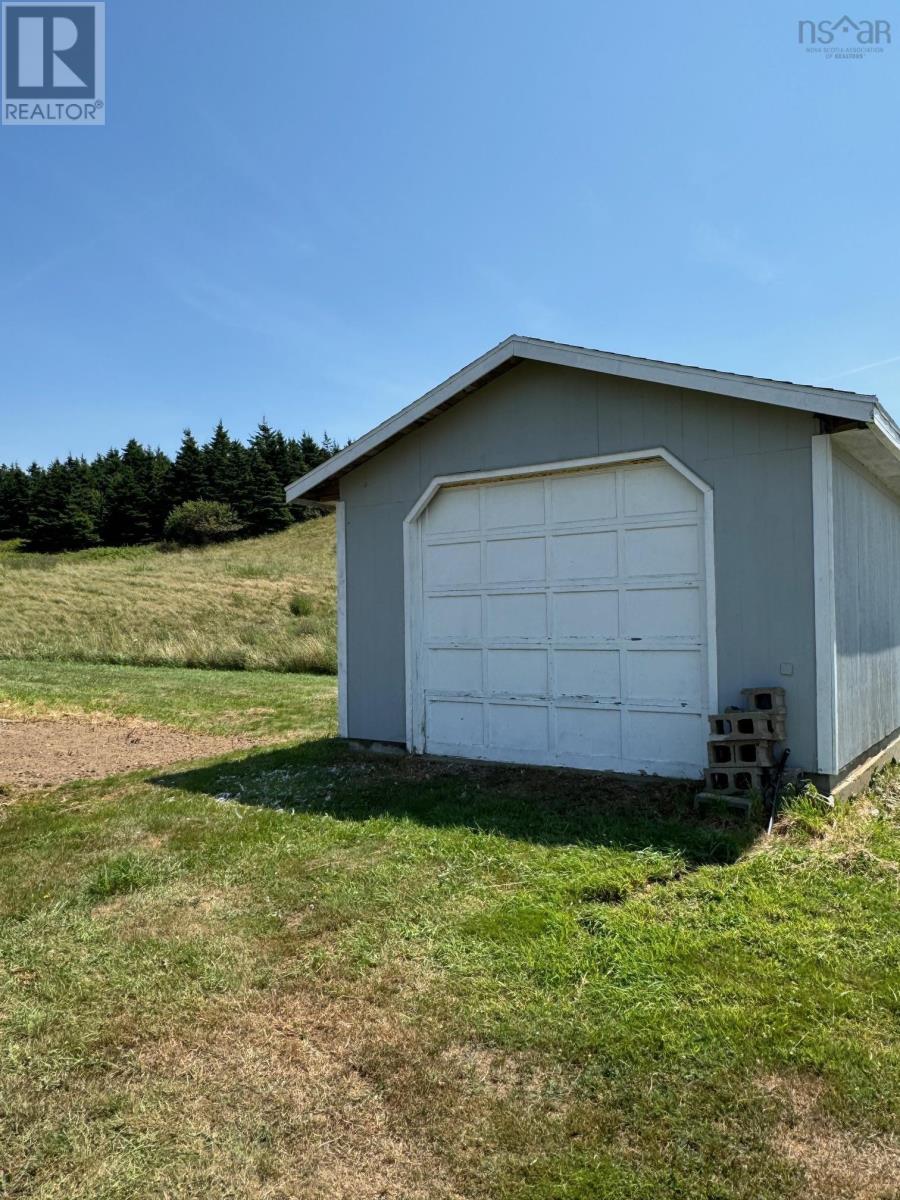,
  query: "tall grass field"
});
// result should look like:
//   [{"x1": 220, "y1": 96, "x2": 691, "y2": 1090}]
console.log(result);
[{"x1": 0, "y1": 516, "x2": 336, "y2": 674}]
